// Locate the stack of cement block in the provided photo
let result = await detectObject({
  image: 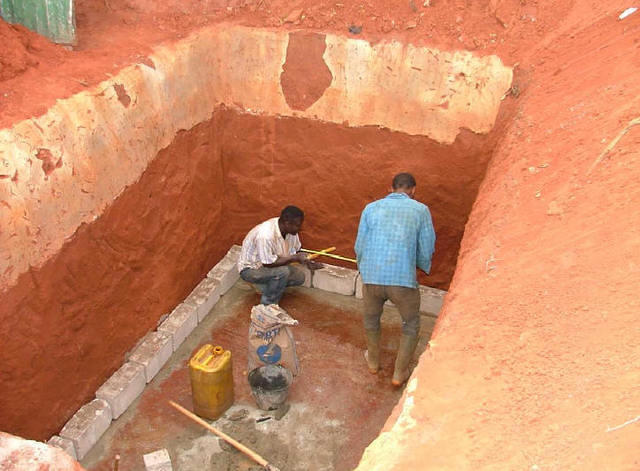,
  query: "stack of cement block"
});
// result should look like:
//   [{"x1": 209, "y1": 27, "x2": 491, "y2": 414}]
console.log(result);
[
  {"x1": 57, "y1": 399, "x2": 112, "y2": 460},
  {"x1": 129, "y1": 331, "x2": 173, "y2": 382},
  {"x1": 312, "y1": 265, "x2": 359, "y2": 295},
  {"x1": 47, "y1": 435, "x2": 78, "y2": 461},
  {"x1": 160, "y1": 245, "x2": 242, "y2": 344},
  {"x1": 206, "y1": 245, "x2": 242, "y2": 296},
  {"x1": 157, "y1": 302, "x2": 198, "y2": 352},
  {"x1": 48, "y1": 246, "x2": 243, "y2": 461},
  {"x1": 95, "y1": 362, "x2": 146, "y2": 419}
]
